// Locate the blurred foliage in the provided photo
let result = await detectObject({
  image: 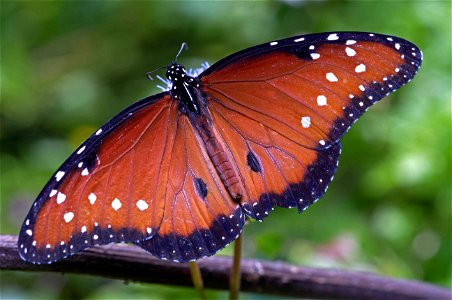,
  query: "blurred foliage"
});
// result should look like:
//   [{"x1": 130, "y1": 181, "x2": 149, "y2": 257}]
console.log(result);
[{"x1": 1, "y1": 1, "x2": 451, "y2": 299}]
